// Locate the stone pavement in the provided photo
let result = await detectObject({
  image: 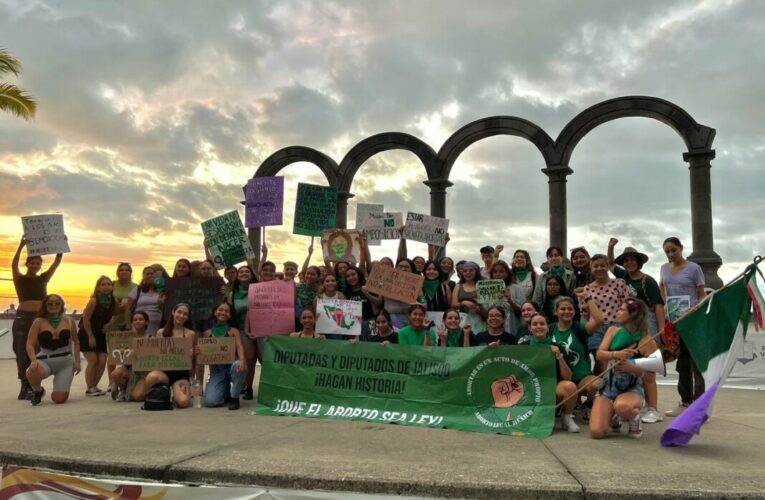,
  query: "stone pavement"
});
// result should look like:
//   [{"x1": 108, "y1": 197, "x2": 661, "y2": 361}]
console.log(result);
[{"x1": 0, "y1": 359, "x2": 764, "y2": 499}]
